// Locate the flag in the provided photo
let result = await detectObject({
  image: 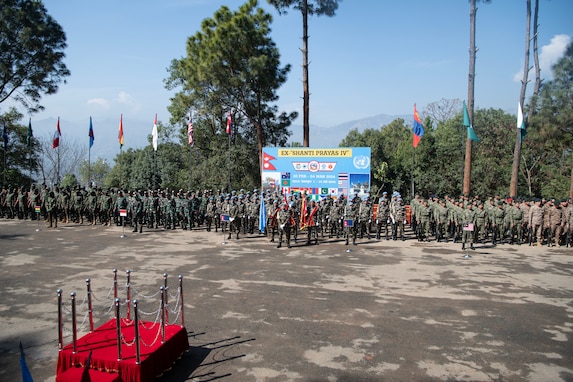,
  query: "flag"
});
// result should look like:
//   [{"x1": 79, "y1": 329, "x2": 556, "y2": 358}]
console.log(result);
[
  {"x1": 412, "y1": 104, "x2": 424, "y2": 148},
  {"x1": 80, "y1": 351, "x2": 92, "y2": 382},
  {"x1": 300, "y1": 193, "x2": 307, "y2": 229},
  {"x1": 26, "y1": 118, "x2": 33, "y2": 147},
  {"x1": 152, "y1": 113, "x2": 158, "y2": 151},
  {"x1": 463, "y1": 101, "x2": 480, "y2": 142},
  {"x1": 262, "y1": 151, "x2": 277, "y2": 170},
  {"x1": 19, "y1": 342, "x2": 34, "y2": 382},
  {"x1": 2, "y1": 123, "x2": 7, "y2": 150},
  {"x1": 187, "y1": 112, "x2": 194, "y2": 146},
  {"x1": 118, "y1": 114, "x2": 124, "y2": 148},
  {"x1": 517, "y1": 101, "x2": 526, "y2": 142},
  {"x1": 258, "y1": 195, "x2": 267, "y2": 234},
  {"x1": 226, "y1": 112, "x2": 232, "y2": 135},
  {"x1": 88, "y1": 117, "x2": 94, "y2": 148},
  {"x1": 52, "y1": 117, "x2": 61, "y2": 149}
]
